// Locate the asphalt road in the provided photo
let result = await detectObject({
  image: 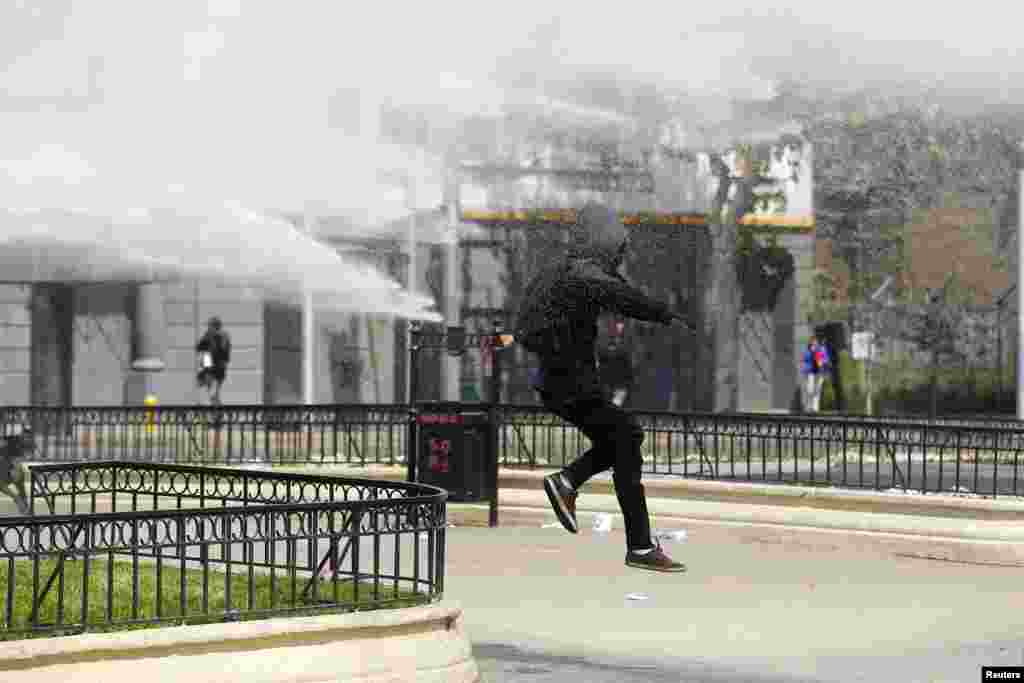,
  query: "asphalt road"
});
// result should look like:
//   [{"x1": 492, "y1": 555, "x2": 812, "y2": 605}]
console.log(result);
[
  {"x1": 473, "y1": 640, "x2": 1024, "y2": 683},
  {"x1": 472, "y1": 642, "x2": 832, "y2": 682}
]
